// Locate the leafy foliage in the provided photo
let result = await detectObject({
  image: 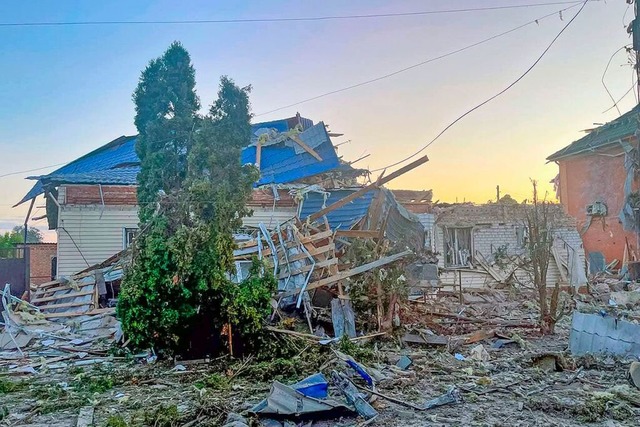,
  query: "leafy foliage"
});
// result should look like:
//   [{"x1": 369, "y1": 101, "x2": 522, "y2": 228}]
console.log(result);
[
  {"x1": 0, "y1": 226, "x2": 43, "y2": 251},
  {"x1": 343, "y1": 239, "x2": 408, "y2": 332},
  {"x1": 118, "y1": 43, "x2": 275, "y2": 355}
]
